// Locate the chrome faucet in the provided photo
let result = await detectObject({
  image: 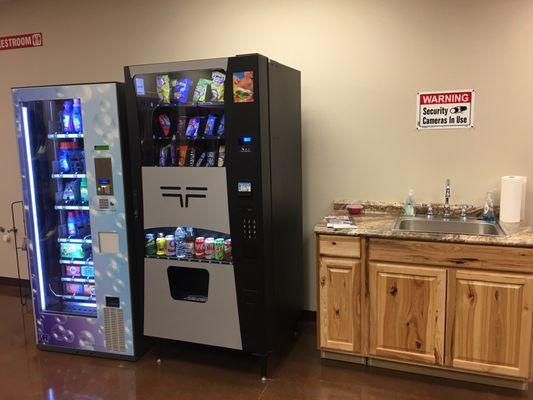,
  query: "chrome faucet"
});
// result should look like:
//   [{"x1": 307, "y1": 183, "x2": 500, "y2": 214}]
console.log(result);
[
  {"x1": 443, "y1": 179, "x2": 451, "y2": 218},
  {"x1": 425, "y1": 203, "x2": 434, "y2": 219}
]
